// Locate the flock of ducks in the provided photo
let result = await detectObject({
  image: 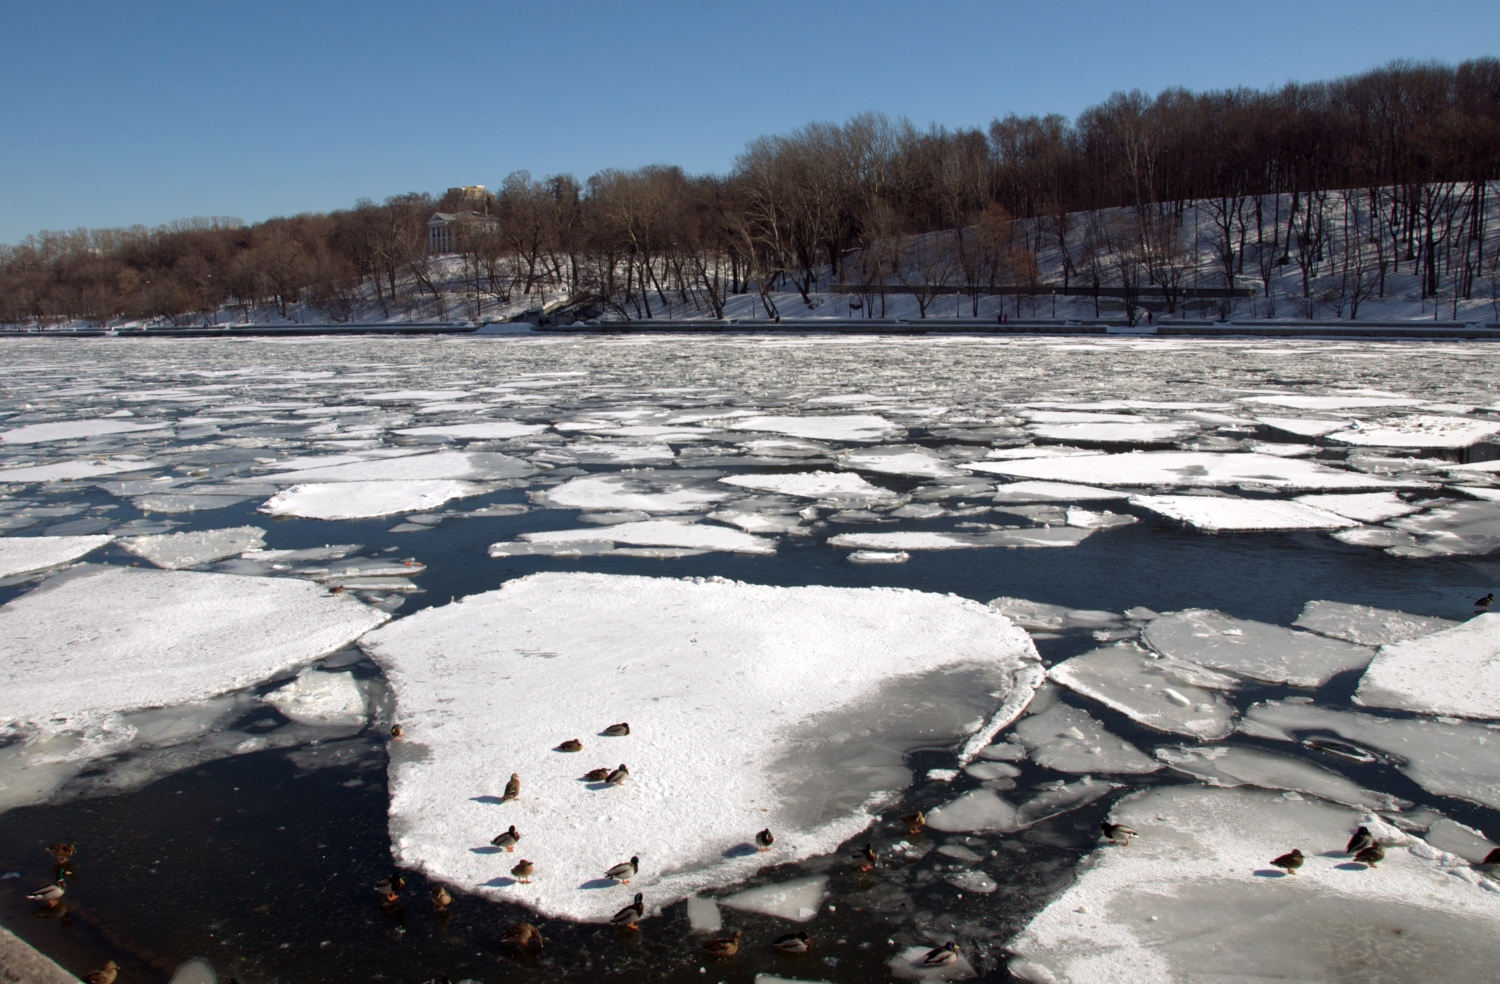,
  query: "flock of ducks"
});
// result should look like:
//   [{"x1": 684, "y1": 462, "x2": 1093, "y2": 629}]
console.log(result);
[
  {"x1": 1270, "y1": 826, "x2": 1393, "y2": 875},
  {"x1": 24, "y1": 844, "x2": 123, "y2": 983}
]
